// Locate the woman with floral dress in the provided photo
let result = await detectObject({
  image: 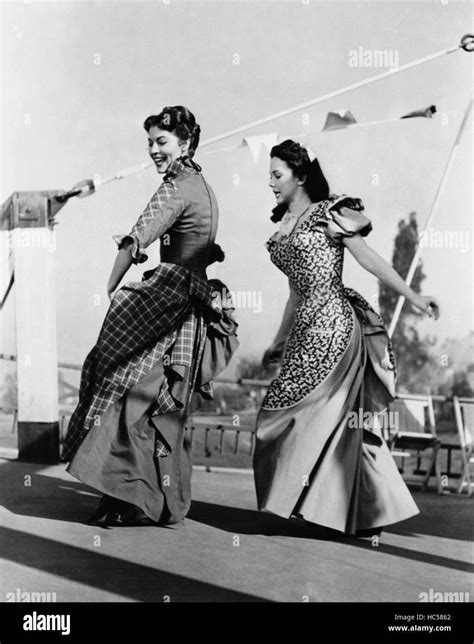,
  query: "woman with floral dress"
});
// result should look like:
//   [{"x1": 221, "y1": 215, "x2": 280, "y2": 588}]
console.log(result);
[
  {"x1": 62, "y1": 106, "x2": 239, "y2": 527},
  {"x1": 253, "y1": 139, "x2": 439, "y2": 537}
]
